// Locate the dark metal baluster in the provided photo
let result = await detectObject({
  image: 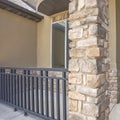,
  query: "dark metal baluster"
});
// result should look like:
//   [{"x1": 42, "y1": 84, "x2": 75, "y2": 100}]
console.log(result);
[
  {"x1": 0, "y1": 69, "x2": 1, "y2": 100},
  {"x1": 4, "y1": 69, "x2": 6, "y2": 101},
  {"x1": 4, "y1": 70, "x2": 7, "y2": 102},
  {"x1": 36, "y1": 76, "x2": 39, "y2": 113},
  {"x1": 1, "y1": 69, "x2": 4, "y2": 100},
  {"x1": 21, "y1": 74, "x2": 23, "y2": 108},
  {"x1": 62, "y1": 72, "x2": 67, "y2": 120},
  {"x1": 40, "y1": 71, "x2": 44, "y2": 115},
  {"x1": 5, "y1": 73, "x2": 8, "y2": 102},
  {"x1": 28, "y1": 70, "x2": 30, "y2": 110},
  {"x1": 6, "y1": 72, "x2": 8, "y2": 102},
  {"x1": 17, "y1": 74, "x2": 20, "y2": 106},
  {"x1": 6, "y1": 73, "x2": 9, "y2": 102},
  {"x1": 13, "y1": 69, "x2": 17, "y2": 111},
  {"x1": 9, "y1": 70, "x2": 12, "y2": 103},
  {"x1": 32, "y1": 76, "x2": 35, "y2": 112},
  {"x1": 3, "y1": 69, "x2": 5, "y2": 101},
  {"x1": 26, "y1": 70, "x2": 28, "y2": 111},
  {"x1": 23, "y1": 70, "x2": 27, "y2": 115},
  {"x1": 56, "y1": 79, "x2": 60, "y2": 120},
  {"x1": 11, "y1": 69, "x2": 14, "y2": 104},
  {"x1": 2, "y1": 69, "x2": 4, "y2": 101},
  {"x1": 50, "y1": 78, "x2": 54, "y2": 119},
  {"x1": 8, "y1": 72, "x2": 10, "y2": 103},
  {"x1": 0, "y1": 69, "x2": 3, "y2": 100},
  {"x1": 1, "y1": 69, "x2": 2, "y2": 100},
  {"x1": 0, "y1": 69, "x2": 2, "y2": 100},
  {"x1": 45, "y1": 71, "x2": 49, "y2": 116},
  {"x1": 14, "y1": 70, "x2": 17, "y2": 105},
  {"x1": 7, "y1": 72, "x2": 9, "y2": 102}
]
